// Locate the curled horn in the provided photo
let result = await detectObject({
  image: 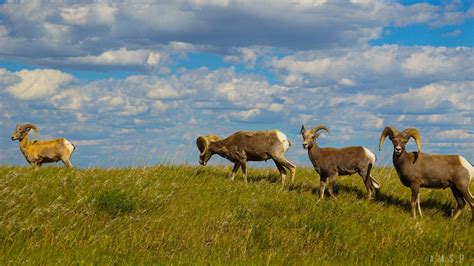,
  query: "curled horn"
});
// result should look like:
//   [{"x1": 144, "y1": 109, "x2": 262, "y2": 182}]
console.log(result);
[
  {"x1": 206, "y1": 135, "x2": 220, "y2": 143},
  {"x1": 378, "y1": 126, "x2": 399, "y2": 151},
  {"x1": 310, "y1": 125, "x2": 330, "y2": 134},
  {"x1": 196, "y1": 136, "x2": 209, "y2": 156},
  {"x1": 22, "y1": 123, "x2": 39, "y2": 134},
  {"x1": 402, "y1": 128, "x2": 422, "y2": 154},
  {"x1": 196, "y1": 135, "x2": 220, "y2": 155},
  {"x1": 300, "y1": 124, "x2": 306, "y2": 135}
]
